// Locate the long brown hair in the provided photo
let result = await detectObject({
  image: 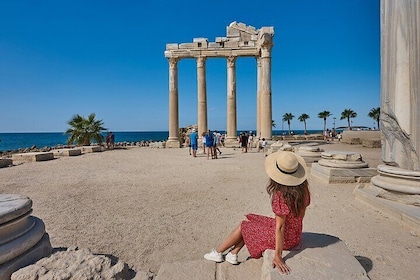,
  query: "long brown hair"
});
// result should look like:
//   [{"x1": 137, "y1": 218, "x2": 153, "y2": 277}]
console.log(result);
[{"x1": 266, "y1": 178, "x2": 310, "y2": 218}]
